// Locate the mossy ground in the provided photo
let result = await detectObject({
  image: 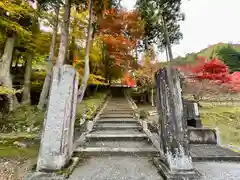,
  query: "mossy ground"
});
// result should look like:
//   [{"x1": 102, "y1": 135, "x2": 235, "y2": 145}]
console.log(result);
[
  {"x1": 0, "y1": 92, "x2": 107, "y2": 160},
  {"x1": 75, "y1": 92, "x2": 107, "y2": 123},
  {"x1": 0, "y1": 144, "x2": 39, "y2": 159}
]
